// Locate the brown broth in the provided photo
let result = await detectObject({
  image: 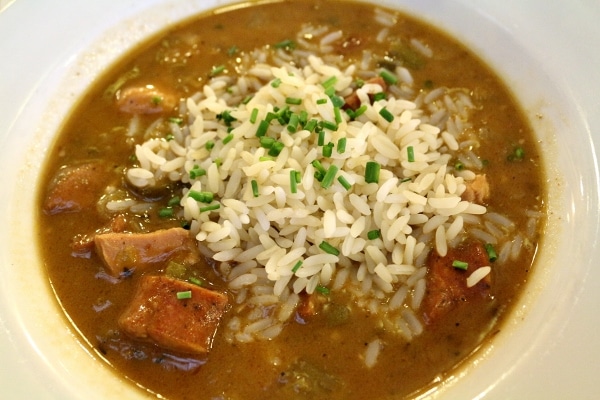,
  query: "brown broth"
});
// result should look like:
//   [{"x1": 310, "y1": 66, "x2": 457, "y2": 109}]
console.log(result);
[{"x1": 37, "y1": 1, "x2": 545, "y2": 399}]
